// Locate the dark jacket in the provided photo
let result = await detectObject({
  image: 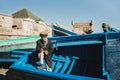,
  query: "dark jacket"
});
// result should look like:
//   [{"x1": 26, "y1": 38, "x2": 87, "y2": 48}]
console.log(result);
[{"x1": 36, "y1": 39, "x2": 54, "y2": 68}]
